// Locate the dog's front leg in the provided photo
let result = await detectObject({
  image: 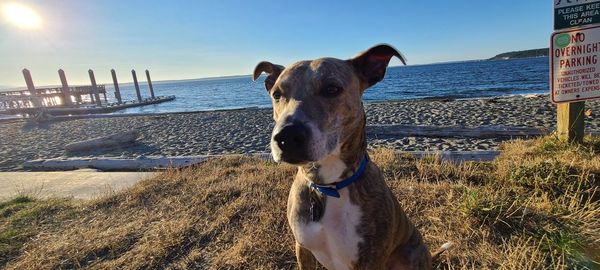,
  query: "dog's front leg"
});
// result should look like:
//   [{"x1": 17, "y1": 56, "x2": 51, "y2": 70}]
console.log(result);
[{"x1": 295, "y1": 242, "x2": 317, "y2": 270}]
